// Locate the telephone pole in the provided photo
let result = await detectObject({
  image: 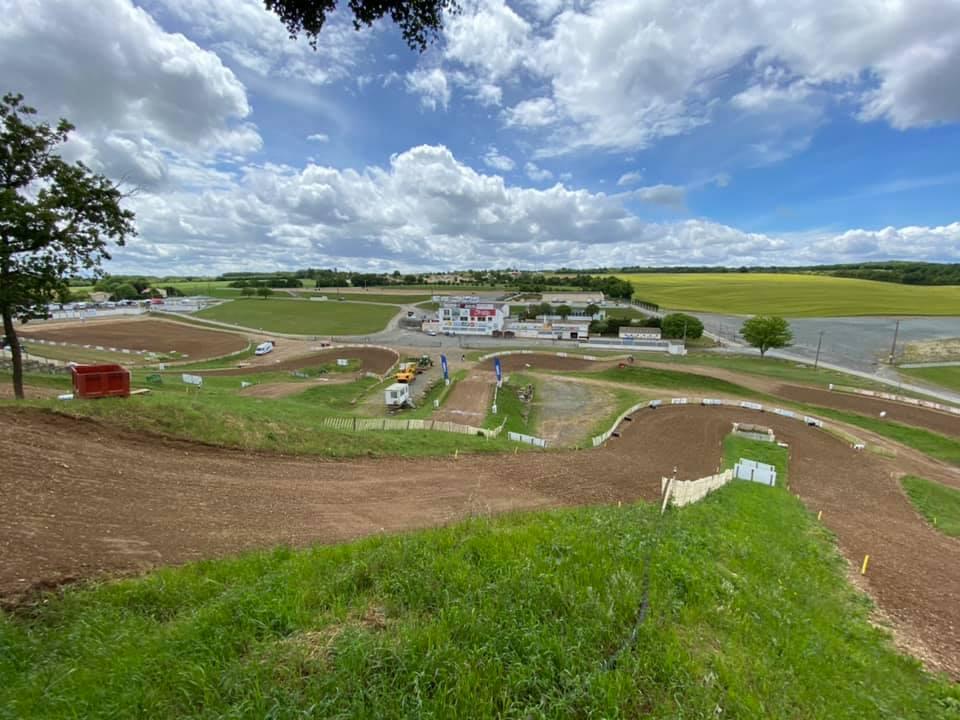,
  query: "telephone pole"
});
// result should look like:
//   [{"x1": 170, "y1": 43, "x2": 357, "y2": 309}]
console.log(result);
[
  {"x1": 814, "y1": 330, "x2": 824, "y2": 370},
  {"x1": 888, "y1": 319, "x2": 901, "y2": 364}
]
